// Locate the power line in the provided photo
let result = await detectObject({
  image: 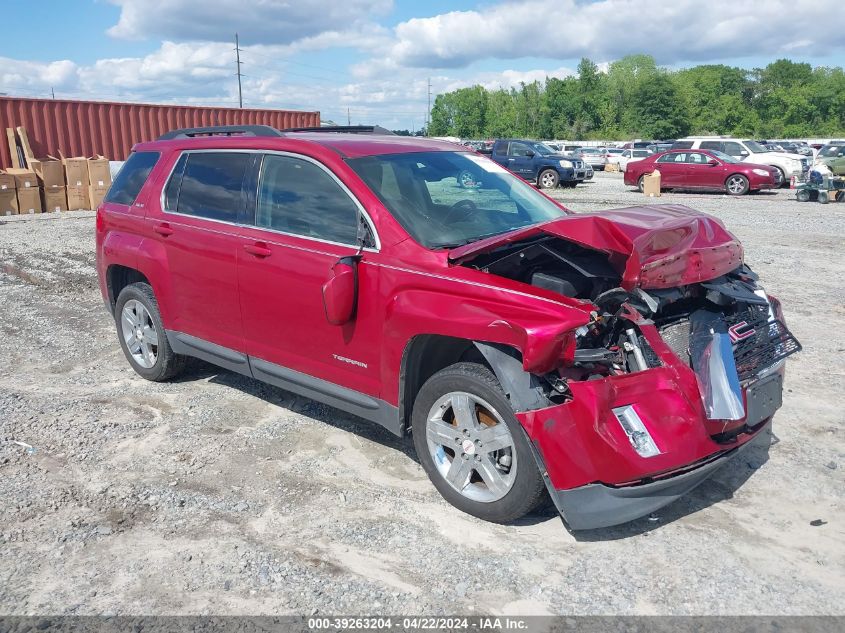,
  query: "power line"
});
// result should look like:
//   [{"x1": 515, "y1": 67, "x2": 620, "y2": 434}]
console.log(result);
[
  {"x1": 427, "y1": 77, "x2": 431, "y2": 135},
  {"x1": 234, "y1": 33, "x2": 244, "y2": 109}
]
